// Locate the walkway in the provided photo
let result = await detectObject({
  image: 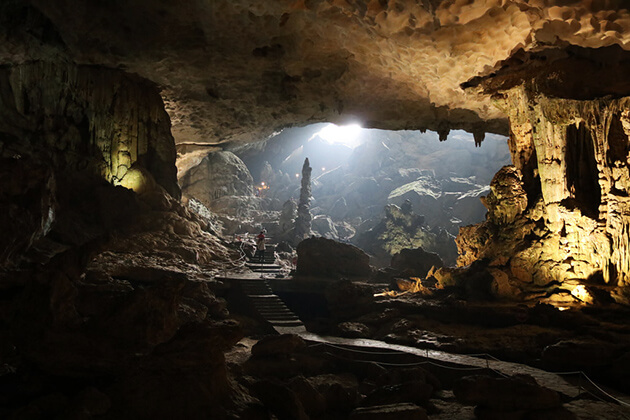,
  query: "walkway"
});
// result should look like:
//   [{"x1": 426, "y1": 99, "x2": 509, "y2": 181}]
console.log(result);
[{"x1": 220, "y1": 268, "x2": 630, "y2": 419}]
